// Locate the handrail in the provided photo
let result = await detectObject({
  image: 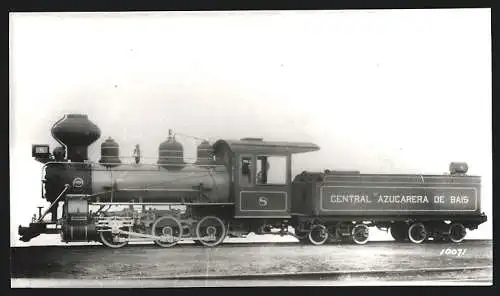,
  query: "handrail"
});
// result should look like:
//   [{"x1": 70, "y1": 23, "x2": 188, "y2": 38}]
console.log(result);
[
  {"x1": 40, "y1": 161, "x2": 223, "y2": 168},
  {"x1": 92, "y1": 202, "x2": 234, "y2": 206},
  {"x1": 37, "y1": 184, "x2": 70, "y2": 222}
]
